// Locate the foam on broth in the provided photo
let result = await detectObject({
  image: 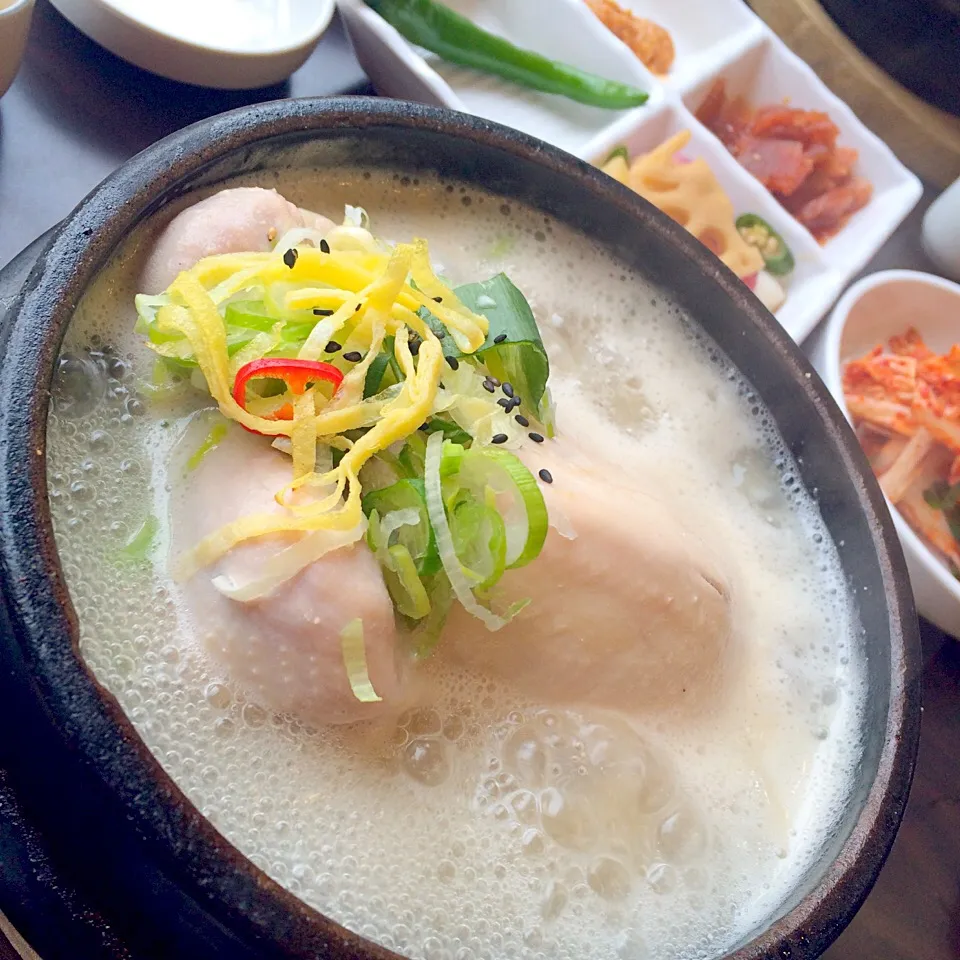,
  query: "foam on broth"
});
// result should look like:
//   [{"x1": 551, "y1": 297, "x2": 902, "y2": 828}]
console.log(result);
[{"x1": 46, "y1": 168, "x2": 865, "y2": 960}]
